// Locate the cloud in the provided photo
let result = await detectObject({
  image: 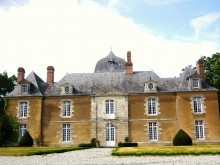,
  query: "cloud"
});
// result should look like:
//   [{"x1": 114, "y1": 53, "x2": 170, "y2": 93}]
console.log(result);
[
  {"x1": 0, "y1": 0, "x2": 219, "y2": 81},
  {"x1": 190, "y1": 12, "x2": 220, "y2": 40},
  {"x1": 143, "y1": 0, "x2": 189, "y2": 6}
]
